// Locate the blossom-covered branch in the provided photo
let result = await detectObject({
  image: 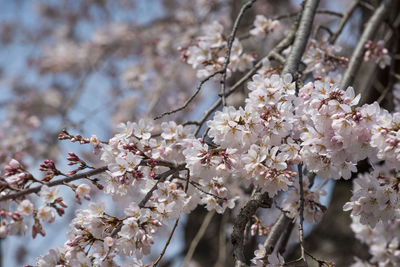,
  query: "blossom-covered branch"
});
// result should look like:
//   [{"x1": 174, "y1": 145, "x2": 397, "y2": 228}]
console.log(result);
[{"x1": 0, "y1": 166, "x2": 108, "y2": 202}]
